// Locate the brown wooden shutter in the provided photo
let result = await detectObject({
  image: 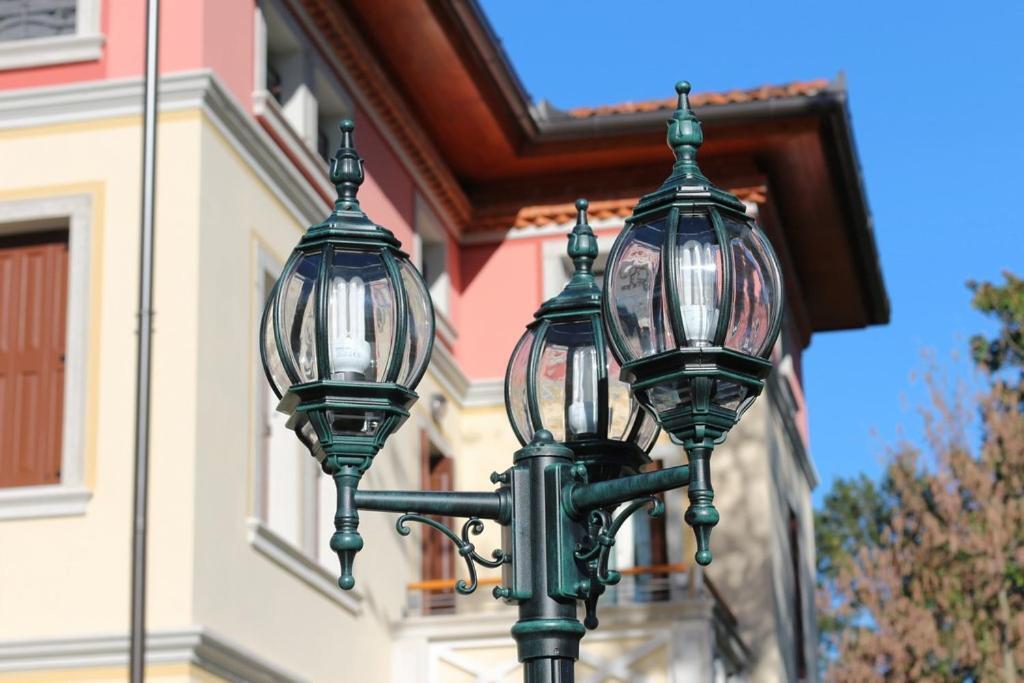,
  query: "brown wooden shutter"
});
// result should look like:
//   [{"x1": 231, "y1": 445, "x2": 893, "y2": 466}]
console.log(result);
[
  {"x1": 420, "y1": 430, "x2": 455, "y2": 613},
  {"x1": 0, "y1": 230, "x2": 68, "y2": 488}
]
